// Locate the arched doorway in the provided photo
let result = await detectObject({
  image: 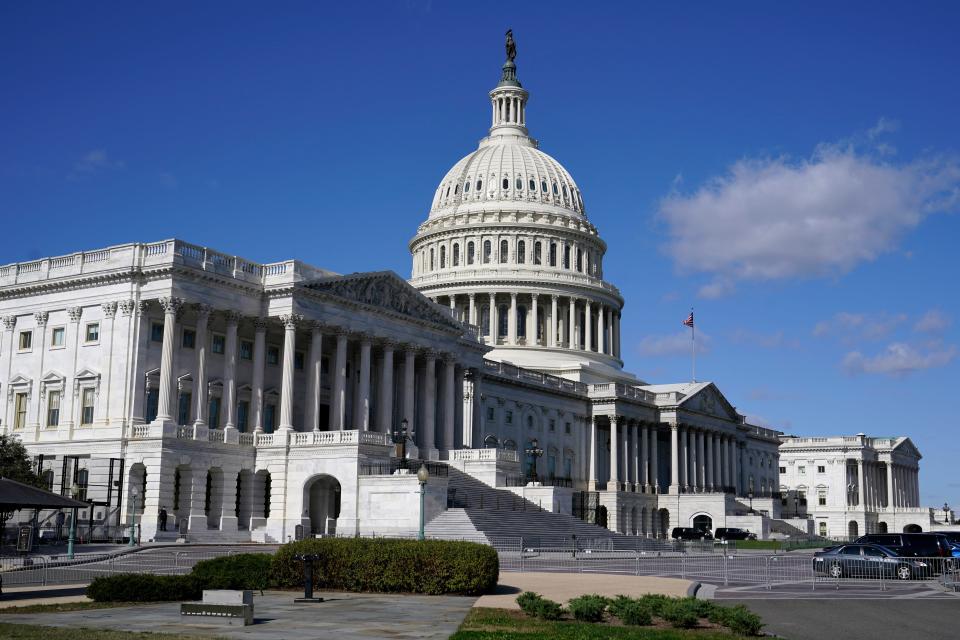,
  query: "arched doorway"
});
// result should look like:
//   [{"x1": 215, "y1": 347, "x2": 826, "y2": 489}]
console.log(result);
[
  {"x1": 631, "y1": 506, "x2": 638, "y2": 535},
  {"x1": 205, "y1": 467, "x2": 223, "y2": 529},
  {"x1": 640, "y1": 507, "x2": 648, "y2": 537},
  {"x1": 903, "y1": 523, "x2": 923, "y2": 533},
  {"x1": 878, "y1": 521, "x2": 888, "y2": 534},
  {"x1": 658, "y1": 509, "x2": 670, "y2": 538},
  {"x1": 305, "y1": 475, "x2": 341, "y2": 535},
  {"x1": 693, "y1": 514, "x2": 713, "y2": 535},
  {"x1": 596, "y1": 505, "x2": 608, "y2": 529},
  {"x1": 848, "y1": 520, "x2": 859, "y2": 539}
]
